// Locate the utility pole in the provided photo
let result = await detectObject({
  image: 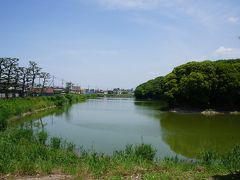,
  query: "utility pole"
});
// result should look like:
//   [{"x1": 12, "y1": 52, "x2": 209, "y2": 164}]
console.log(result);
[
  {"x1": 62, "y1": 79, "x2": 64, "y2": 89},
  {"x1": 38, "y1": 76, "x2": 41, "y2": 87},
  {"x1": 52, "y1": 76, "x2": 55, "y2": 88}
]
